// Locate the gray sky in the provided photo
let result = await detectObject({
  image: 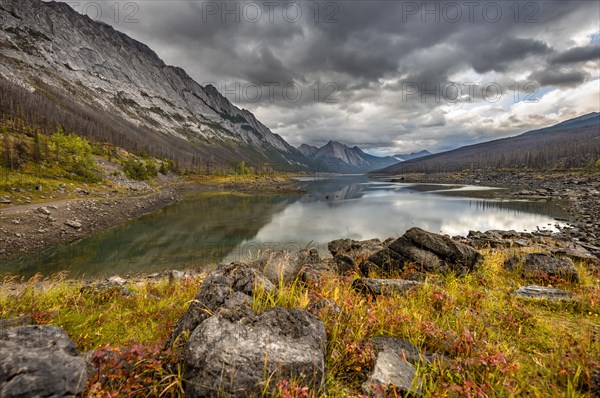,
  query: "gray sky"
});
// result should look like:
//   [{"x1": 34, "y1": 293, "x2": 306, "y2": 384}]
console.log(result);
[{"x1": 60, "y1": 0, "x2": 600, "y2": 155}]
